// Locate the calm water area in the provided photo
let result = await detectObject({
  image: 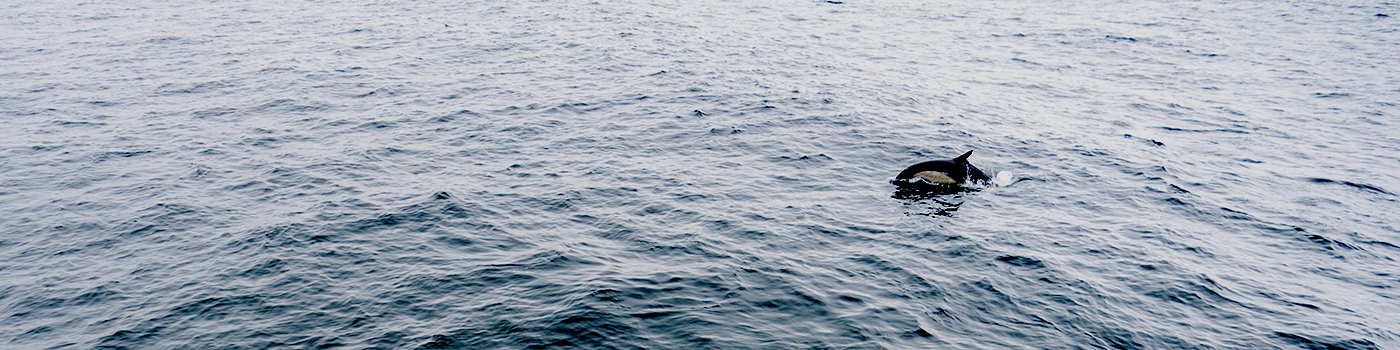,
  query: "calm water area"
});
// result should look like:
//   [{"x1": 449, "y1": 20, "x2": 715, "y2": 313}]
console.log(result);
[{"x1": 2, "y1": 0, "x2": 1398, "y2": 348}]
